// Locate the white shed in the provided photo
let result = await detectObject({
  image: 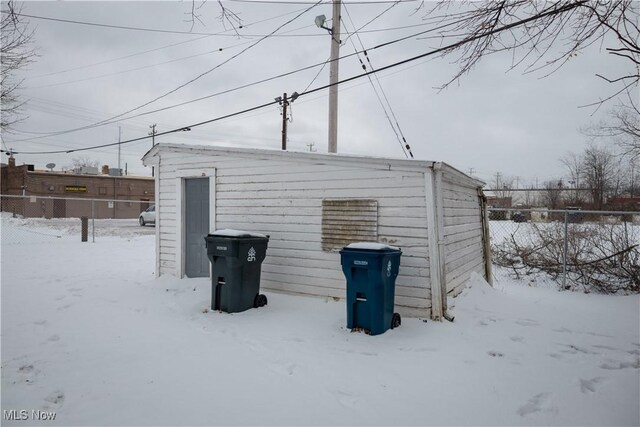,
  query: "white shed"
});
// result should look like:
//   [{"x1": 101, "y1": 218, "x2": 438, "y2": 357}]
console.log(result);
[{"x1": 142, "y1": 144, "x2": 490, "y2": 320}]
